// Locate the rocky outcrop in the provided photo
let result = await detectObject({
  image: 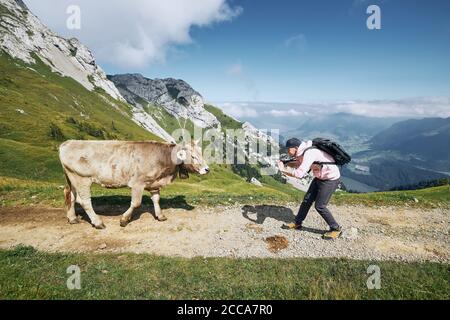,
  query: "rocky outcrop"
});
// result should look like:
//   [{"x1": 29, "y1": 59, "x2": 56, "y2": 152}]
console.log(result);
[
  {"x1": 0, "y1": 0, "x2": 124, "y2": 101},
  {"x1": 109, "y1": 74, "x2": 220, "y2": 128}
]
